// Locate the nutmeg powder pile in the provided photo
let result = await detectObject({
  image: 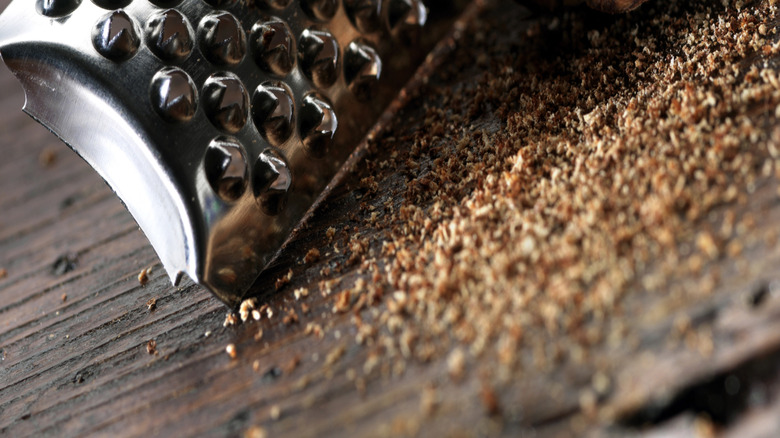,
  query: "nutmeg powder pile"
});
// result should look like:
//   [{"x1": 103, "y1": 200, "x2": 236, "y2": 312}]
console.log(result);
[
  {"x1": 330, "y1": 0, "x2": 780, "y2": 372},
  {"x1": 243, "y1": 0, "x2": 780, "y2": 431}
]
